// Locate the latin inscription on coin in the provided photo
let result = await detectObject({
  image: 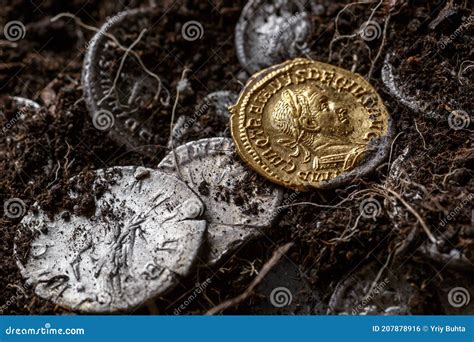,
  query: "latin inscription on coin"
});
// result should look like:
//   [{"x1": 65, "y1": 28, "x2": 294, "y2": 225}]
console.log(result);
[
  {"x1": 230, "y1": 58, "x2": 391, "y2": 190},
  {"x1": 82, "y1": 9, "x2": 170, "y2": 155}
]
